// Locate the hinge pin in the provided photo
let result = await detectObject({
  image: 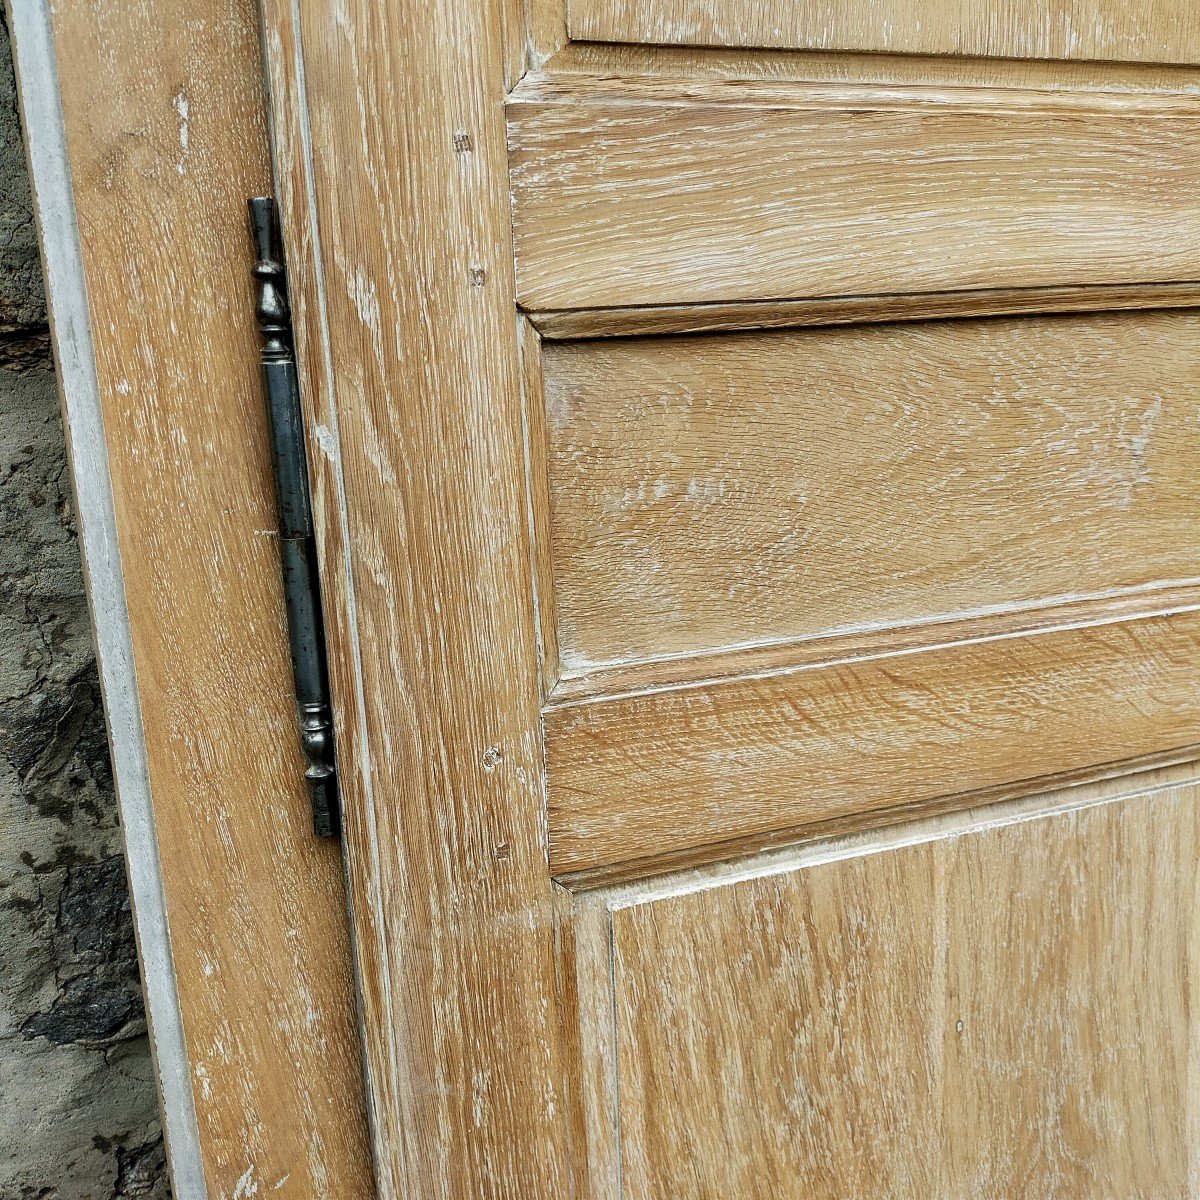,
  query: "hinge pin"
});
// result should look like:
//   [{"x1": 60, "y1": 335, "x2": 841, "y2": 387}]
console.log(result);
[{"x1": 248, "y1": 196, "x2": 340, "y2": 838}]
